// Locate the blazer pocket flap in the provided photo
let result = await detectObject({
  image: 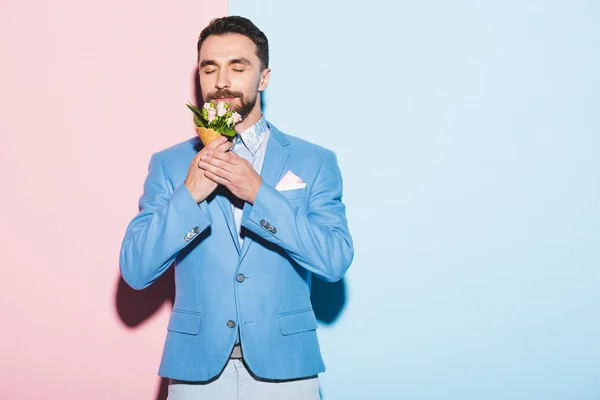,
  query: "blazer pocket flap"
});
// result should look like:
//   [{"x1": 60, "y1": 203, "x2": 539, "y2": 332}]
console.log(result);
[
  {"x1": 278, "y1": 309, "x2": 318, "y2": 335},
  {"x1": 280, "y1": 187, "x2": 307, "y2": 200},
  {"x1": 167, "y1": 310, "x2": 202, "y2": 335}
]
